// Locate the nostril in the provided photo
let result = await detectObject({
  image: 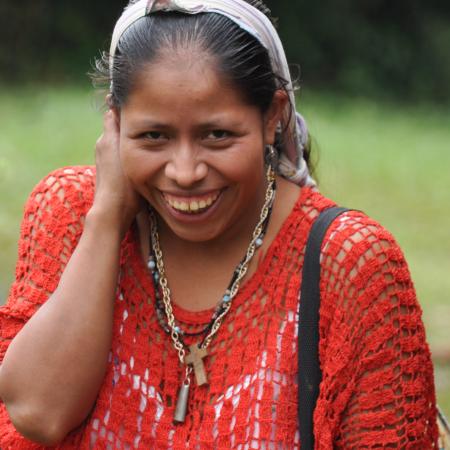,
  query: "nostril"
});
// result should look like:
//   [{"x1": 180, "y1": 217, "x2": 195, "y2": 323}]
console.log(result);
[
  {"x1": 164, "y1": 161, "x2": 208, "y2": 187},
  {"x1": 195, "y1": 162, "x2": 208, "y2": 179}
]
